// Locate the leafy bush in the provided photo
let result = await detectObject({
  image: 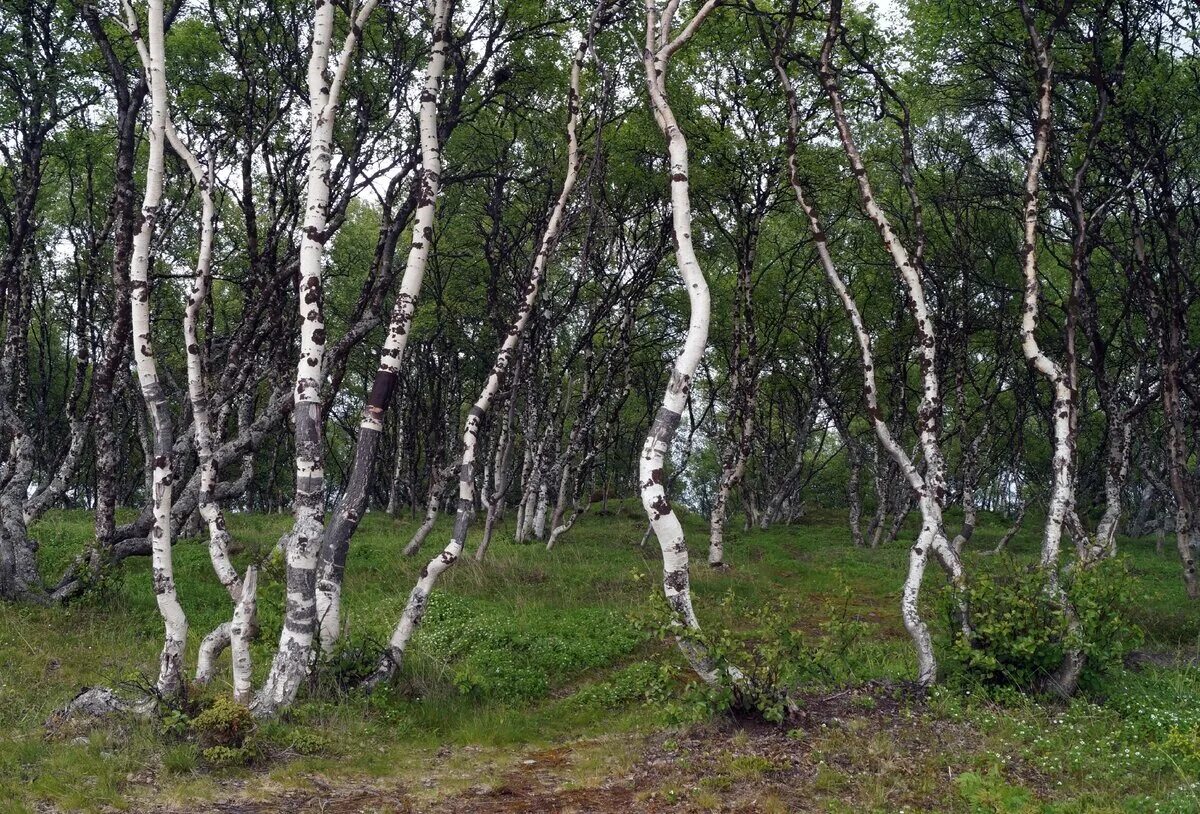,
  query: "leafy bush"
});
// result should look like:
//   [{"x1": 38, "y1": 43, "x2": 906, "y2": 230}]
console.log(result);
[
  {"x1": 638, "y1": 589, "x2": 865, "y2": 724},
  {"x1": 950, "y1": 559, "x2": 1142, "y2": 690},
  {"x1": 570, "y1": 660, "x2": 677, "y2": 709},
  {"x1": 310, "y1": 634, "x2": 388, "y2": 696},
  {"x1": 201, "y1": 744, "x2": 259, "y2": 768}
]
